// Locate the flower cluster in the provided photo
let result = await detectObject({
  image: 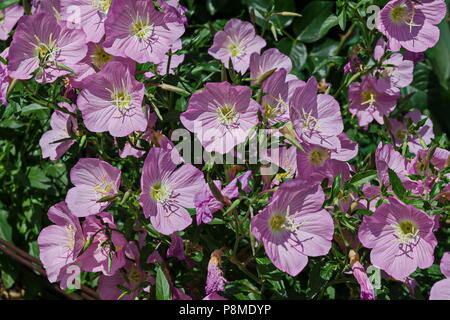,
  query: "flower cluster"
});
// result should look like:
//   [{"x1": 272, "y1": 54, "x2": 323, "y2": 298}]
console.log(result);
[{"x1": 0, "y1": 0, "x2": 449, "y2": 301}]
